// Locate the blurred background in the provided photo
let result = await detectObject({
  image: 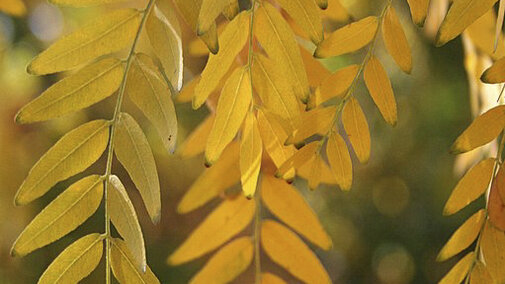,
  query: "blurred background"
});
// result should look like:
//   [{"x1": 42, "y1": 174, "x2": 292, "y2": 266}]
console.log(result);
[{"x1": 0, "y1": 0, "x2": 497, "y2": 283}]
